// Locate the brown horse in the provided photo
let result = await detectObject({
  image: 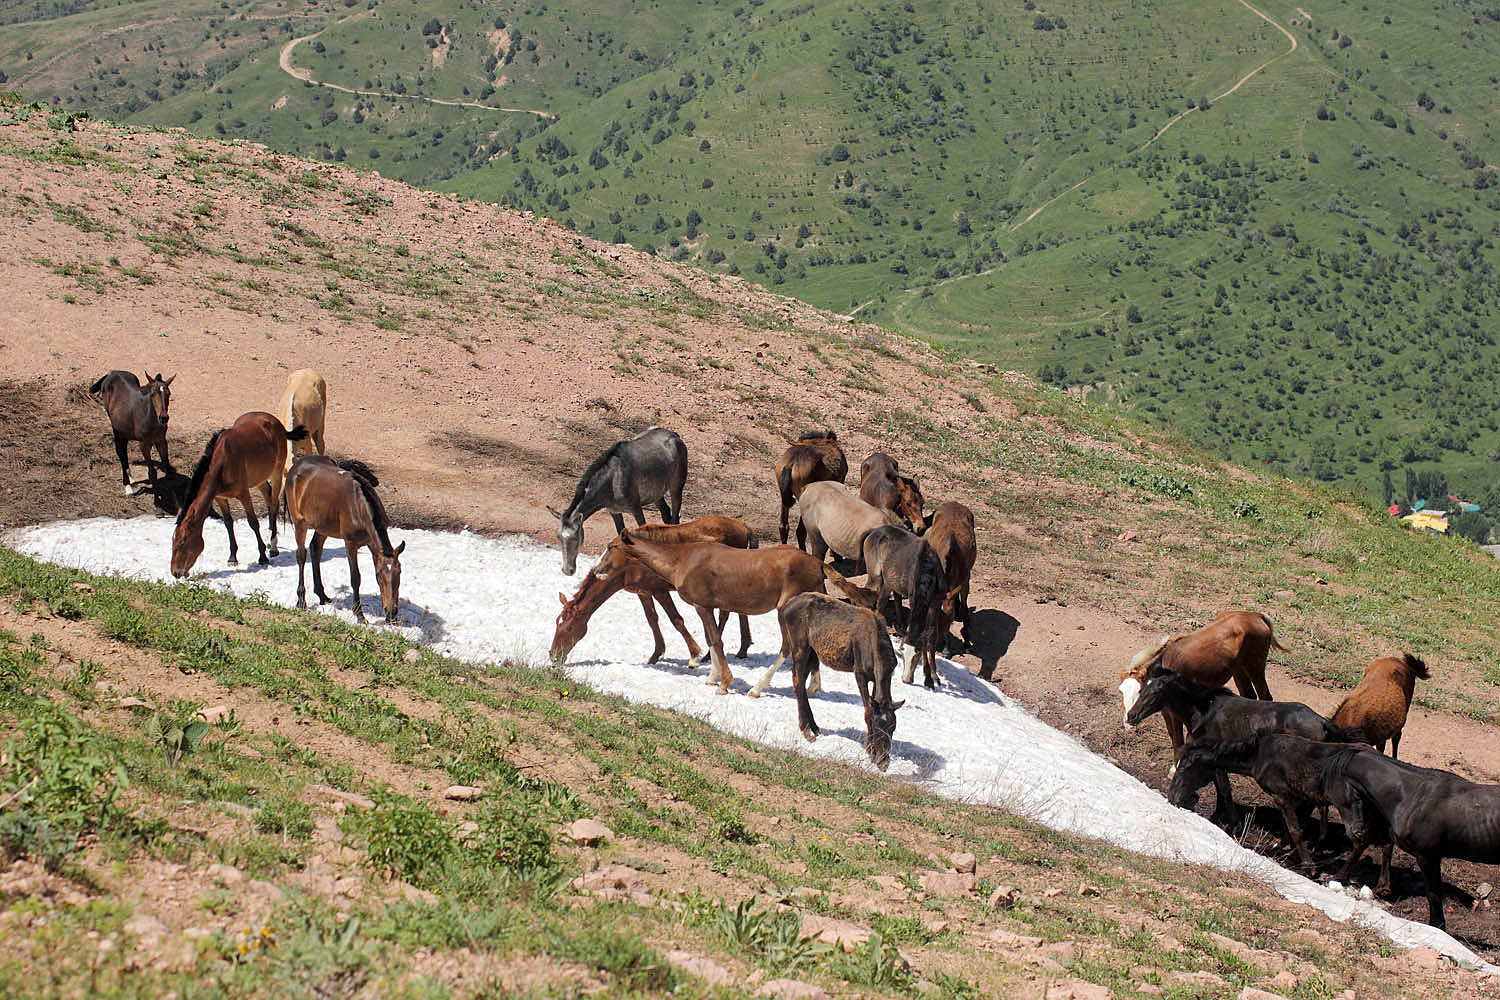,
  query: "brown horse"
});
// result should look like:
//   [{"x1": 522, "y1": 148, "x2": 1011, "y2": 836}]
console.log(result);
[
  {"x1": 550, "y1": 516, "x2": 757, "y2": 664},
  {"x1": 599, "y1": 532, "x2": 866, "y2": 695},
  {"x1": 170, "y1": 412, "x2": 309, "y2": 577},
  {"x1": 279, "y1": 369, "x2": 327, "y2": 469},
  {"x1": 858, "y1": 452, "x2": 924, "y2": 531},
  {"x1": 922, "y1": 501, "x2": 977, "y2": 653},
  {"x1": 285, "y1": 455, "x2": 404, "y2": 623},
  {"x1": 89, "y1": 370, "x2": 173, "y2": 496},
  {"x1": 775, "y1": 430, "x2": 848, "y2": 544},
  {"x1": 777, "y1": 592, "x2": 905, "y2": 771}
]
